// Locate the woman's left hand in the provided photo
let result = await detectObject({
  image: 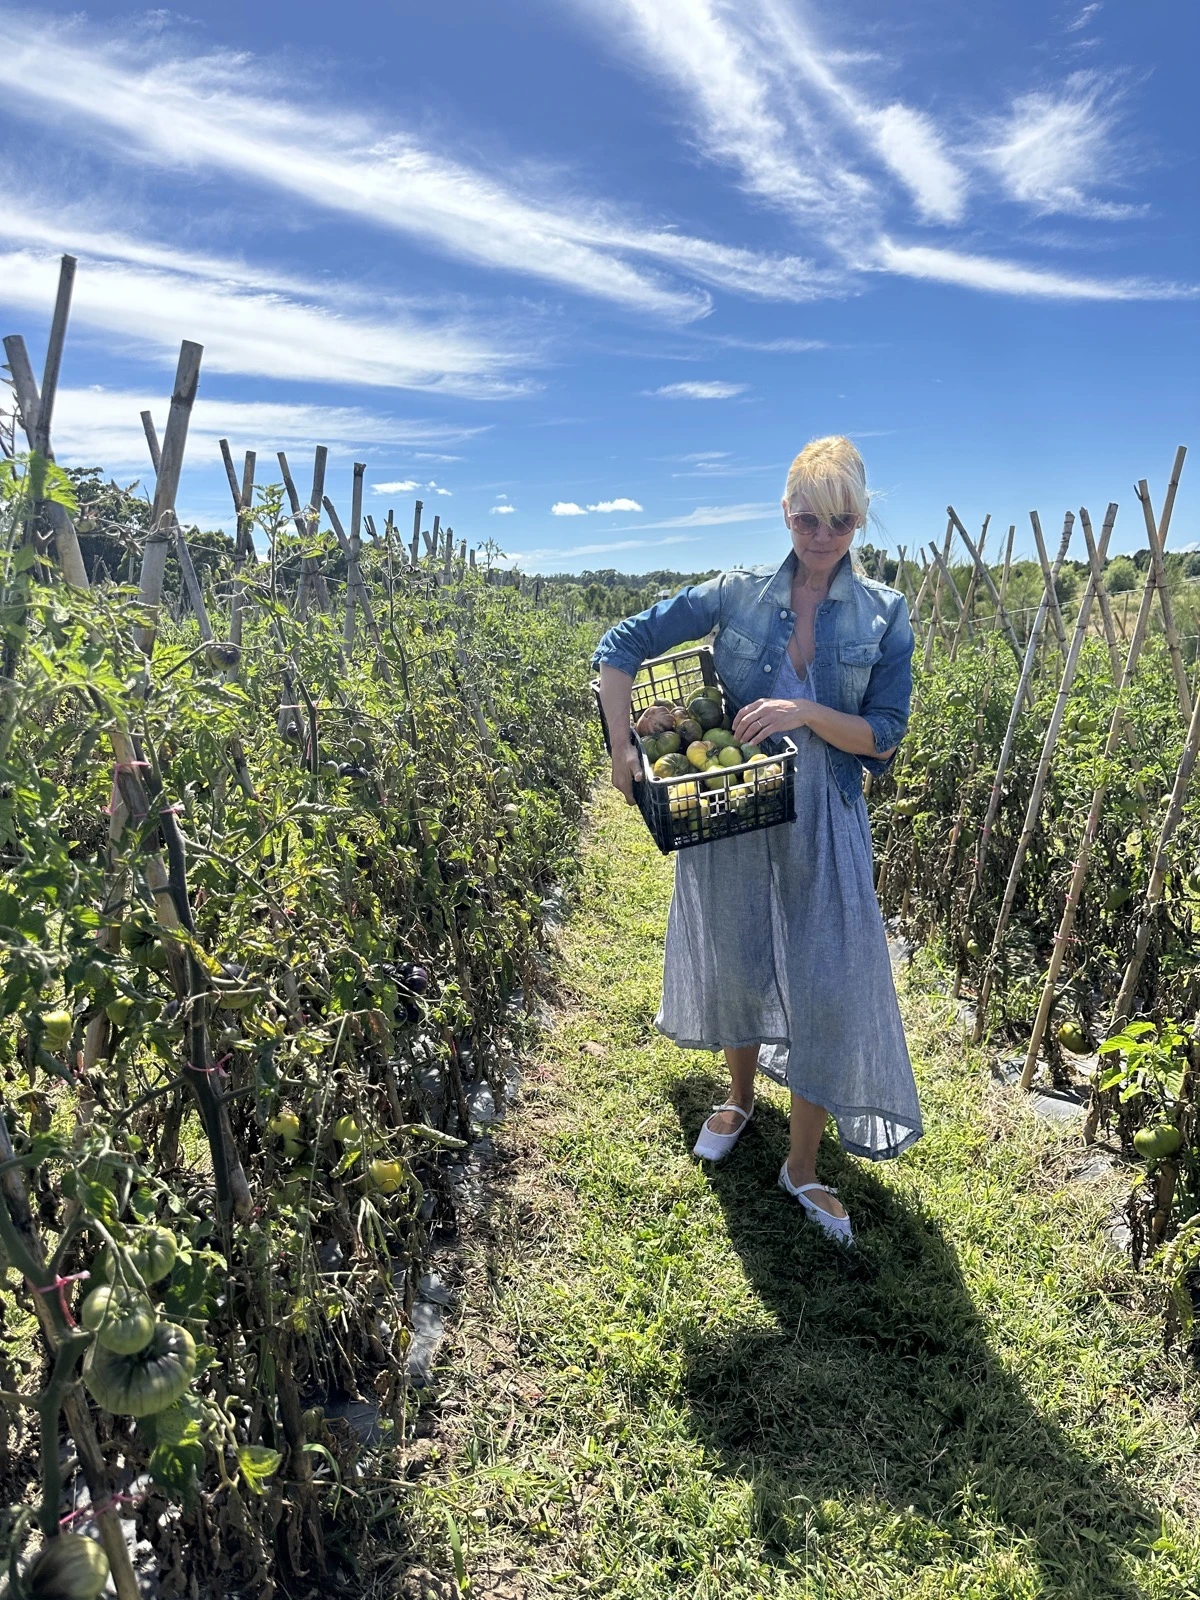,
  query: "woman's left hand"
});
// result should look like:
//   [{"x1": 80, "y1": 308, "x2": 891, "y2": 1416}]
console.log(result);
[{"x1": 732, "y1": 697, "x2": 807, "y2": 743}]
